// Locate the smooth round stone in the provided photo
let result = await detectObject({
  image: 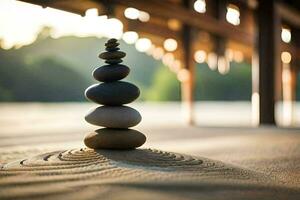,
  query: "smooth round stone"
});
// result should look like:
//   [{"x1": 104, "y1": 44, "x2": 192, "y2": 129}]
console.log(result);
[
  {"x1": 105, "y1": 42, "x2": 119, "y2": 48},
  {"x1": 105, "y1": 47, "x2": 120, "y2": 52},
  {"x1": 99, "y1": 51, "x2": 126, "y2": 60},
  {"x1": 85, "y1": 106, "x2": 141, "y2": 128},
  {"x1": 105, "y1": 59, "x2": 122, "y2": 64},
  {"x1": 93, "y1": 64, "x2": 130, "y2": 82},
  {"x1": 84, "y1": 128, "x2": 146, "y2": 149},
  {"x1": 85, "y1": 81, "x2": 140, "y2": 105},
  {"x1": 106, "y1": 38, "x2": 118, "y2": 43}
]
